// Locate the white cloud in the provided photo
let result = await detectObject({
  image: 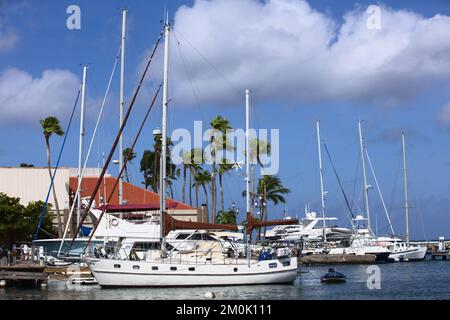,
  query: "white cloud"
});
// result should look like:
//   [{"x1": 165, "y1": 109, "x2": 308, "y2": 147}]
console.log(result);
[
  {"x1": 0, "y1": 68, "x2": 81, "y2": 123},
  {"x1": 149, "y1": 0, "x2": 450, "y2": 106}
]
